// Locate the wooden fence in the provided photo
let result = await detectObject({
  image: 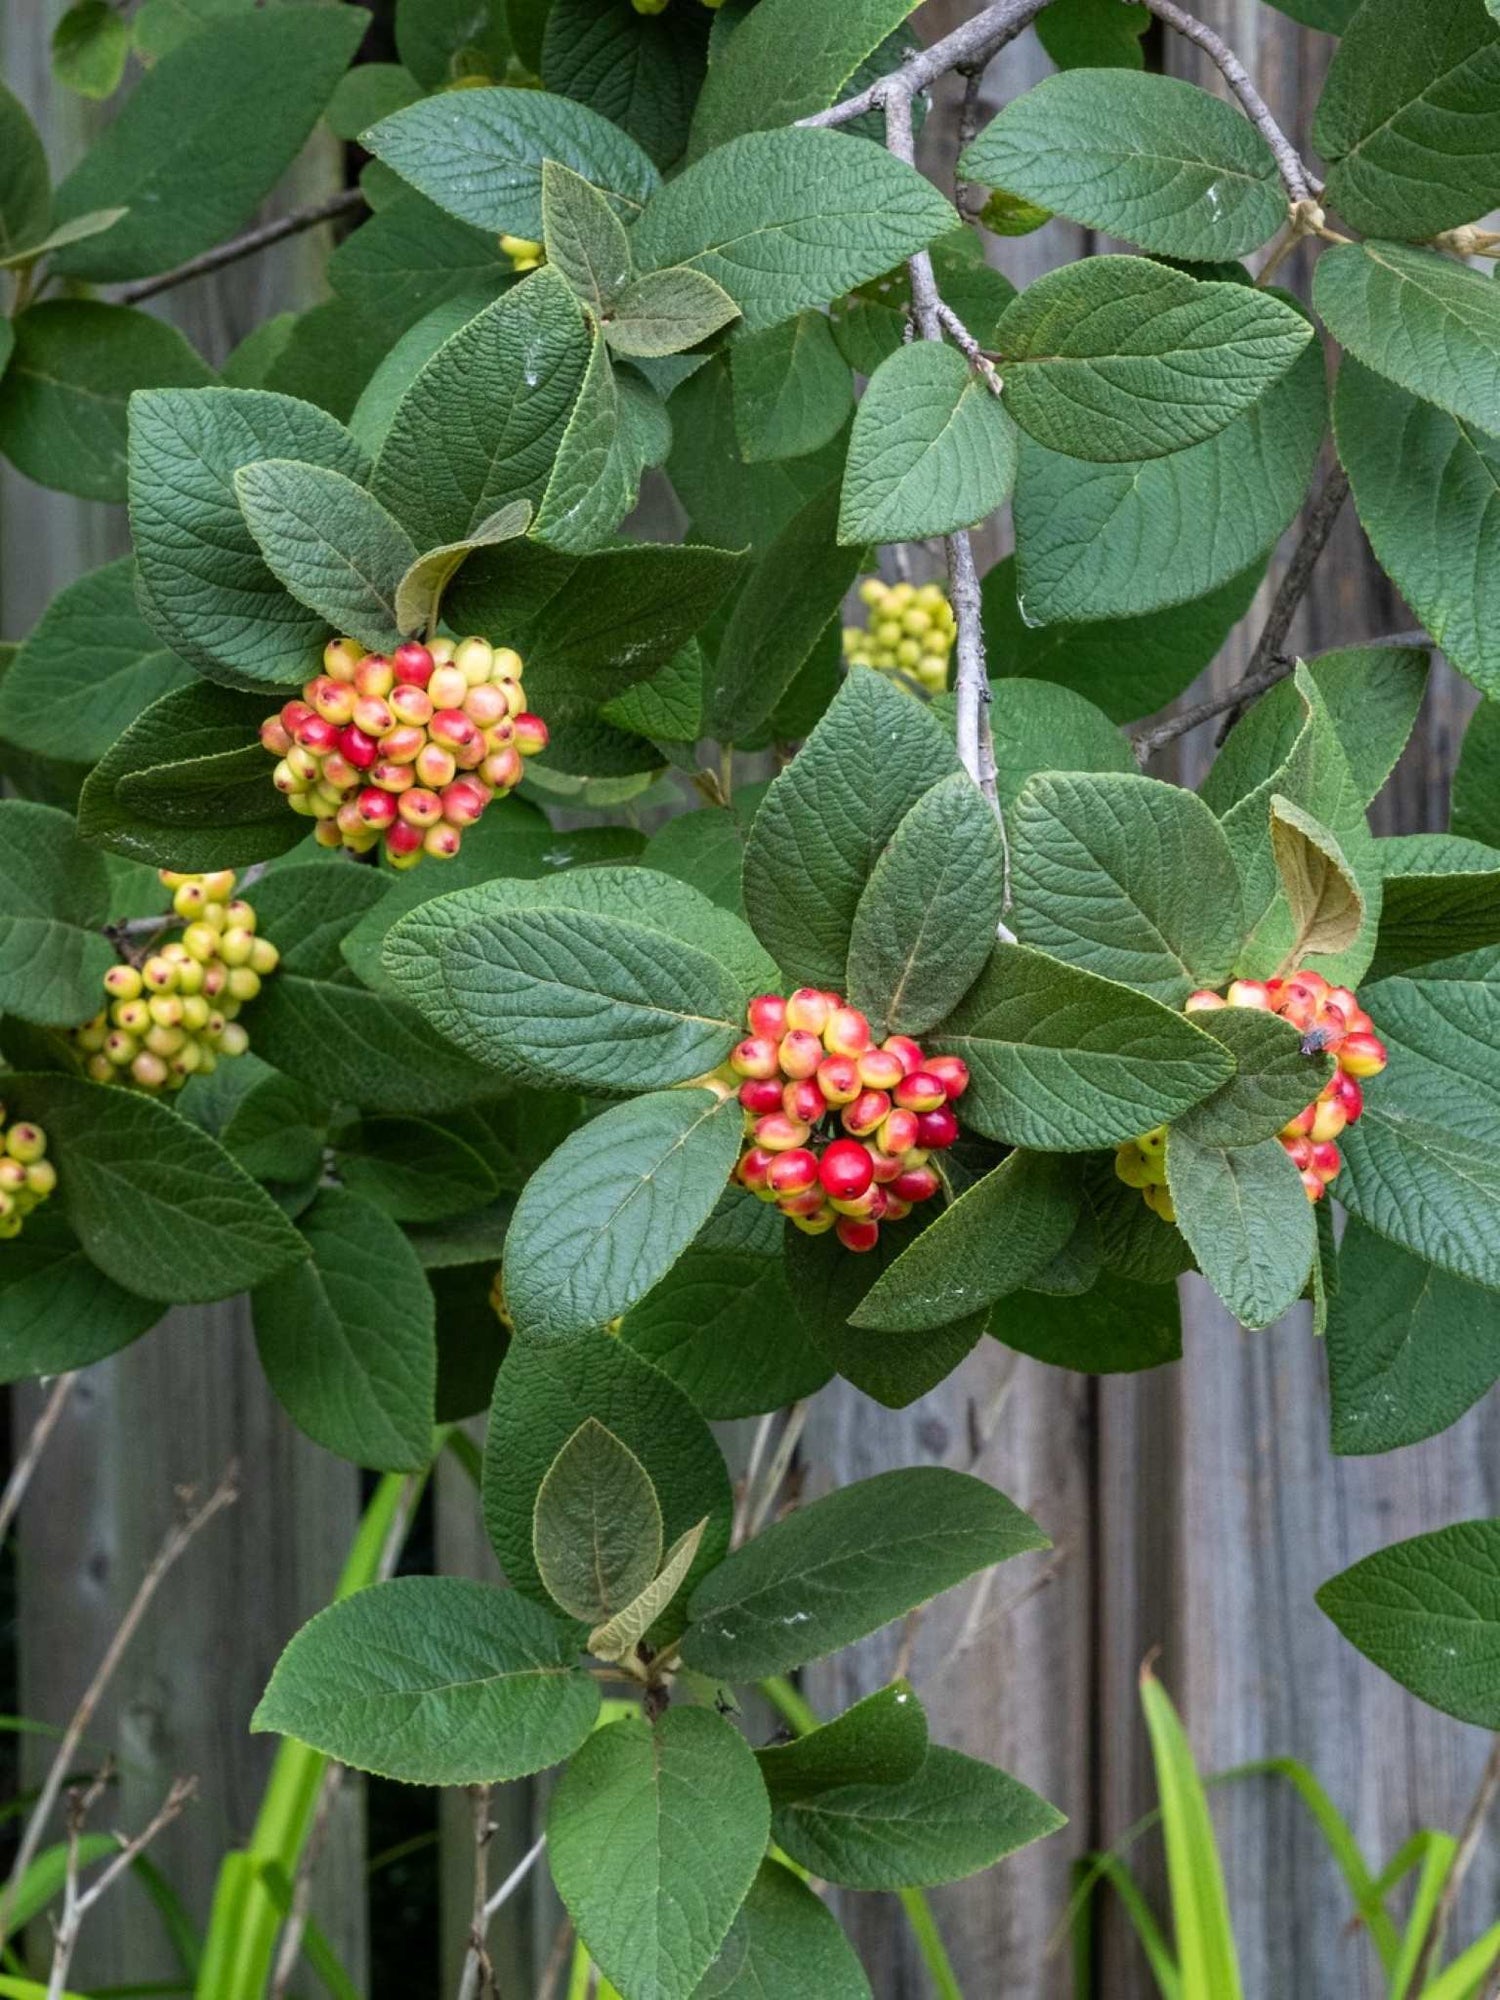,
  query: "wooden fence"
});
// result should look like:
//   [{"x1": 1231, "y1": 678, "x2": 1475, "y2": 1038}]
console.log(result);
[{"x1": 2, "y1": 3, "x2": 1496, "y2": 1995}]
